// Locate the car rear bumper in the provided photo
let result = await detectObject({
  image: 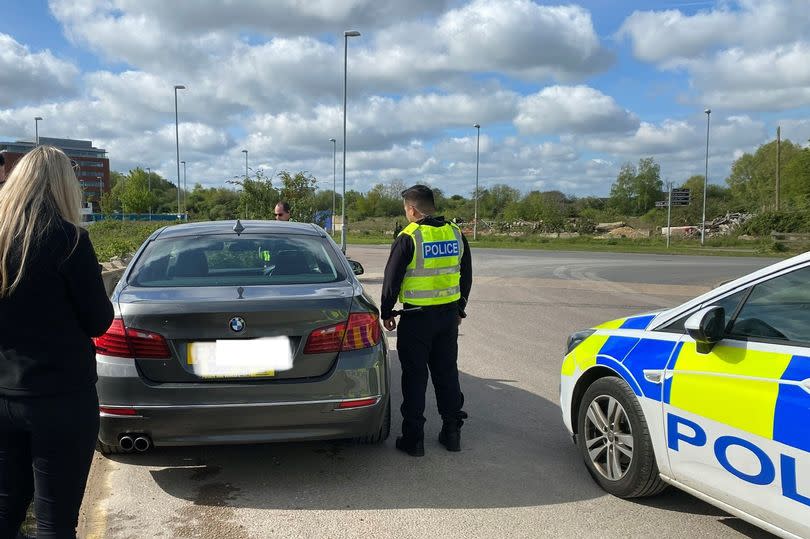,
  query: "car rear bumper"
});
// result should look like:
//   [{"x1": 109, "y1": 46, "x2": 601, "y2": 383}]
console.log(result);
[
  {"x1": 98, "y1": 396, "x2": 386, "y2": 446},
  {"x1": 96, "y1": 343, "x2": 389, "y2": 447}
]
